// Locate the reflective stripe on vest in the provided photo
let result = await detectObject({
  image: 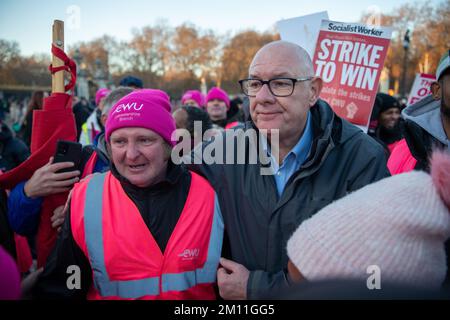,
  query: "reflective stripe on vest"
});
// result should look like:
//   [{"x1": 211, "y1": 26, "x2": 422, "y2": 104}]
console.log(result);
[
  {"x1": 161, "y1": 194, "x2": 223, "y2": 293},
  {"x1": 83, "y1": 172, "x2": 222, "y2": 298}
]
